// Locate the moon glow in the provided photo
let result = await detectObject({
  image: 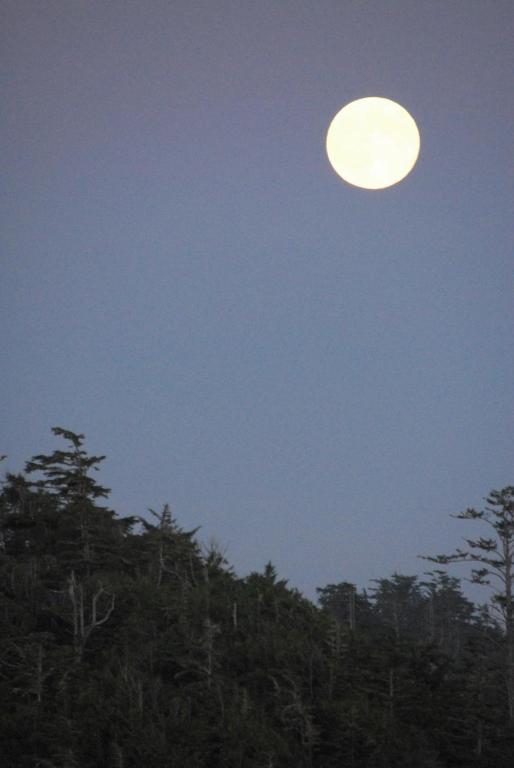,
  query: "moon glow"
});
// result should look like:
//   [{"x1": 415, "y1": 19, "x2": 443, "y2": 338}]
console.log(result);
[{"x1": 326, "y1": 97, "x2": 420, "y2": 190}]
